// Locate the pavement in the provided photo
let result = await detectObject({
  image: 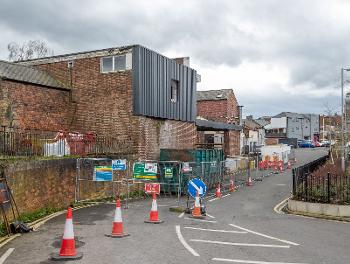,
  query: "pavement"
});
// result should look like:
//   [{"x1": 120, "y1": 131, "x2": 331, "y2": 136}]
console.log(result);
[{"x1": 1, "y1": 148, "x2": 349, "y2": 264}]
